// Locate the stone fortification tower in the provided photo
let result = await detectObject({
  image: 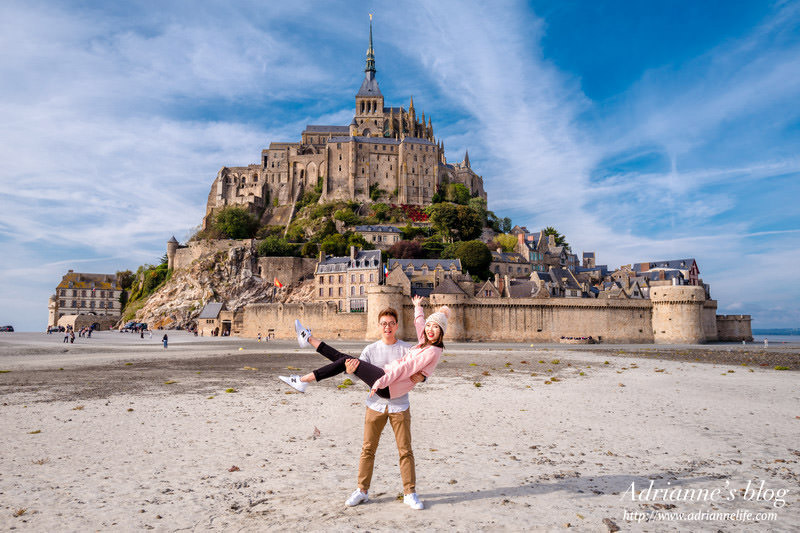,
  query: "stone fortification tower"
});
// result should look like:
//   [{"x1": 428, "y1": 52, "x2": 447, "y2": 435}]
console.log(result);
[
  {"x1": 366, "y1": 284, "x2": 404, "y2": 341},
  {"x1": 428, "y1": 292, "x2": 470, "y2": 342},
  {"x1": 48, "y1": 295, "x2": 58, "y2": 328},
  {"x1": 650, "y1": 285, "x2": 706, "y2": 344},
  {"x1": 167, "y1": 236, "x2": 179, "y2": 270}
]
